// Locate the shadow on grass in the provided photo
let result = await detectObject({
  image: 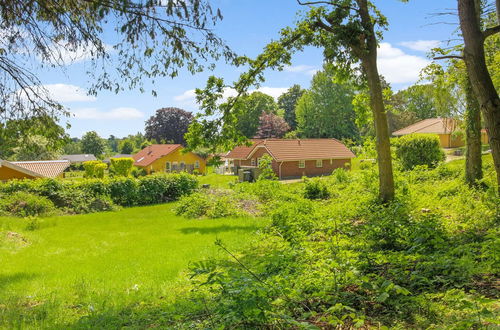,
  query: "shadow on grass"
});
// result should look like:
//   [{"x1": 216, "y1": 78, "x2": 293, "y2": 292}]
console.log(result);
[
  {"x1": 0, "y1": 272, "x2": 37, "y2": 290},
  {"x1": 179, "y1": 224, "x2": 260, "y2": 235}
]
